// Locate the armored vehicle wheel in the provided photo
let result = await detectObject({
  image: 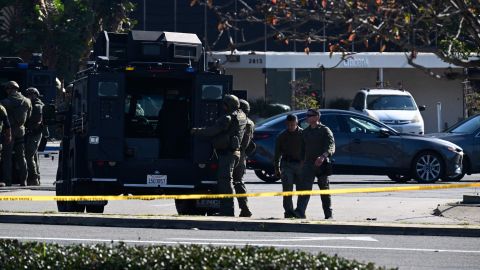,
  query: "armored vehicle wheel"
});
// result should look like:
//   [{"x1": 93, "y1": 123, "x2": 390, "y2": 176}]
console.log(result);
[
  {"x1": 175, "y1": 199, "x2": 207, "y2": 215},
  {"x1": 254, "y1": 169, "x2": 280, "y2": 183},
  {"x1": 56, "y1": 181, "x2": 85, "y2": 213},
  {"x1": 86, "y1": 204, "x2": 105, "y2": 213}
]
